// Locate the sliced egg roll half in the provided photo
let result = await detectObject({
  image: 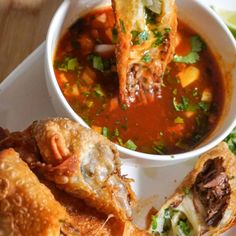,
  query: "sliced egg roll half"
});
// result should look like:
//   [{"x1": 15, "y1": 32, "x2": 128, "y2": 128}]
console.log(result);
[
  {"x1": 0, "y1": 148, "x2": 79, "y2": 236},
  {"x1": 112, "y1": 0, "x2": 177, "y2": 105},
  {"x1": 149, "y1": 142, "x2": 236, "y2": 236},
  {"x1": 29, "y1": 118, "x2": 136, "y2": 221}
]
